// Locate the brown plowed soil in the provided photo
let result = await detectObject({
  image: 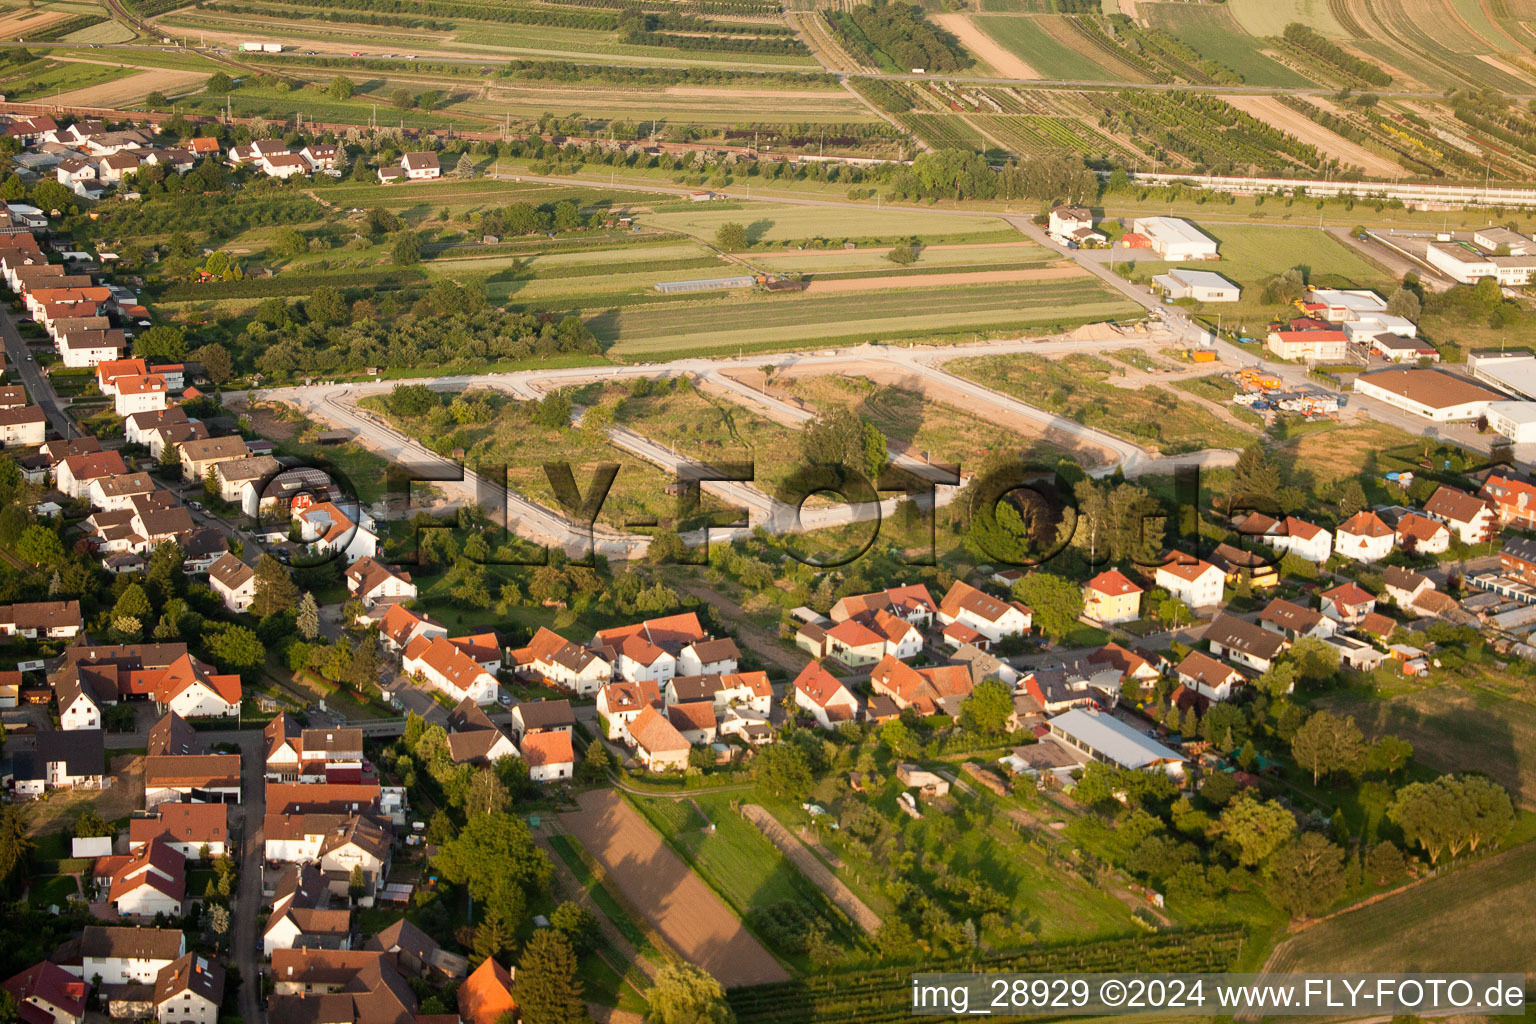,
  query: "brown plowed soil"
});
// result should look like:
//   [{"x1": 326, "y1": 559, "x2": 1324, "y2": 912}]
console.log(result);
[{"x1": 560, "y1": 789, "x2": 789, "y2": 987}]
